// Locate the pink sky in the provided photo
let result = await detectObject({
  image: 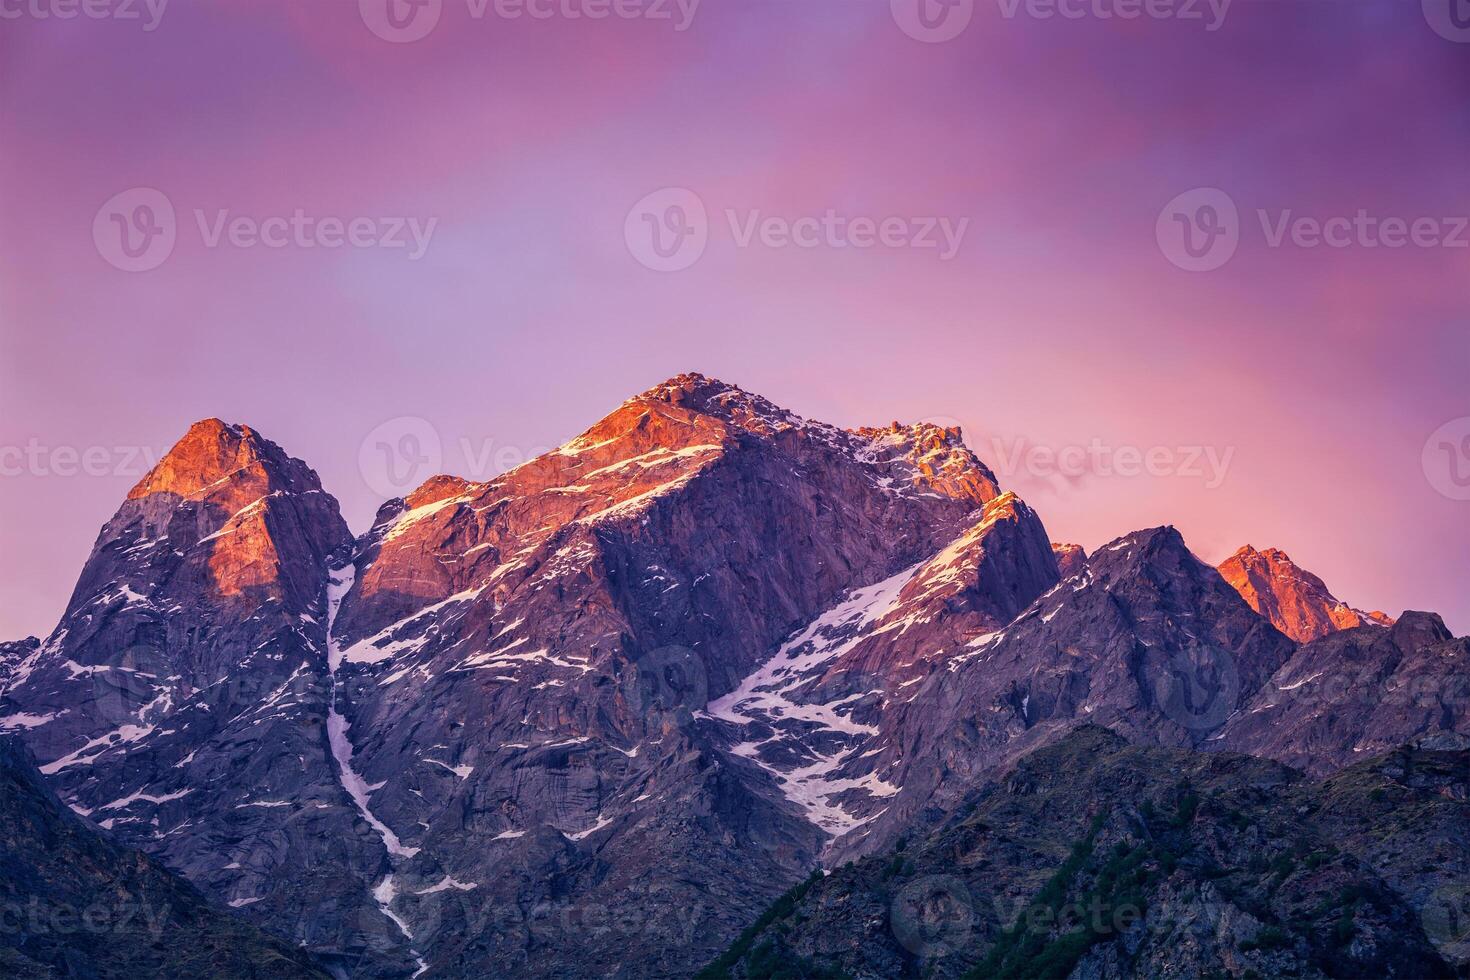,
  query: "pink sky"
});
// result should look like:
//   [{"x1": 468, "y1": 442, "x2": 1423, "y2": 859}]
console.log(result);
[{"x1": 1, "y1": 0, "x2": 1467, "y2": 639}]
